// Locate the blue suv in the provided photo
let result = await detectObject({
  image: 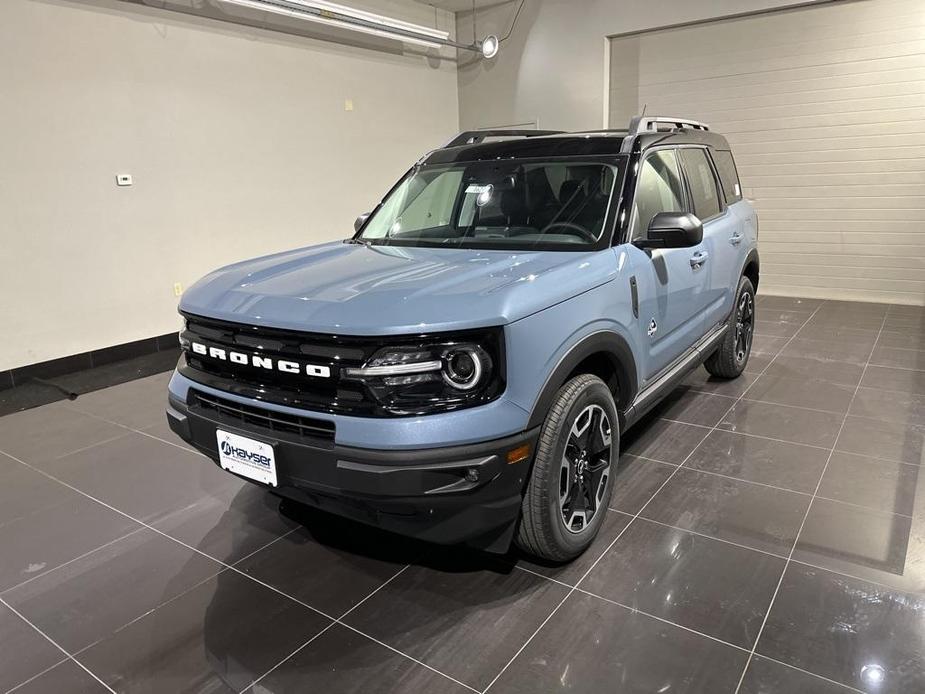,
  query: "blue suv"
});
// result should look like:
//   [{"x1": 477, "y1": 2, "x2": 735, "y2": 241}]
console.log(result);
[{"x1": 166, "y1": 116, "x2": 759, "y2": 562}]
